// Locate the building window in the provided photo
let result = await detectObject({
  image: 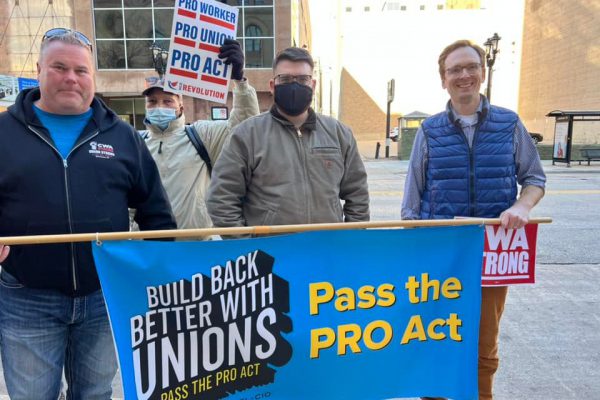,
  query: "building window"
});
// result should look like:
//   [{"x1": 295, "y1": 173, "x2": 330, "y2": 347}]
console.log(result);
[
  {"x1": 106, "y1": 97, "x2": 147, "y2": 129},
  {"x1": 364, "y1": 6, "x2": 370, "y2": 12},
  {"x1": 245, "y1": 25, "x2": 262, "y2": 51},
  {"x1": 93, "y1": 0, "x2": 173, "y2": 70},
  {"x1": 420, "y1": 5, "x2": 425, "y2": 10},
  {"x1": 401, "y1": 5, "x2": 407, "y2": 11},
  {"x1": 437, "y1": 4, "x2": 444, "y2": 9},
  {"x1": 386, "y1": 1, "x2": 400, "y2": 10},
  {"x1": 239, "y1": 2, "x2": 274, "y2": 68},
  {"x1": 346, "y1": 7, "x2": 352, "y2": 12},
  {"x1": 93, "y1": 0, "x2": 274, "y2": 70}
]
